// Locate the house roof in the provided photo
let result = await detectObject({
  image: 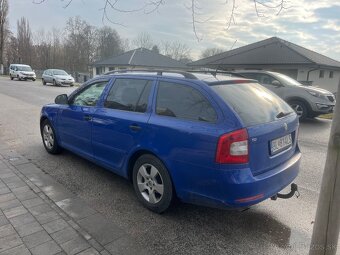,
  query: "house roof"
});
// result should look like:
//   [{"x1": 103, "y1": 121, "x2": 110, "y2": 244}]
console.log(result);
[
  {"x1": 189, "y1": 37, "x2": 340, "y2": 69},
  {"x1": 92, "y1": 48, "x2": 187, "y2": 69}
]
